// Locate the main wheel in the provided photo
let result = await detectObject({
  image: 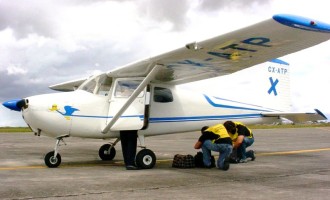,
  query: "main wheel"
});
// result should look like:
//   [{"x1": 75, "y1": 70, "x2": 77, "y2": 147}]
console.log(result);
[
  {"x1": 136, "y1": 149, "x2": 156, "y2": 169},
  {"x1": 44, "y1": 151, "x2": 61, "y2": 168},
  {"x1": 99, "y1": 144, "x2": 116, "y2": 161}
]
